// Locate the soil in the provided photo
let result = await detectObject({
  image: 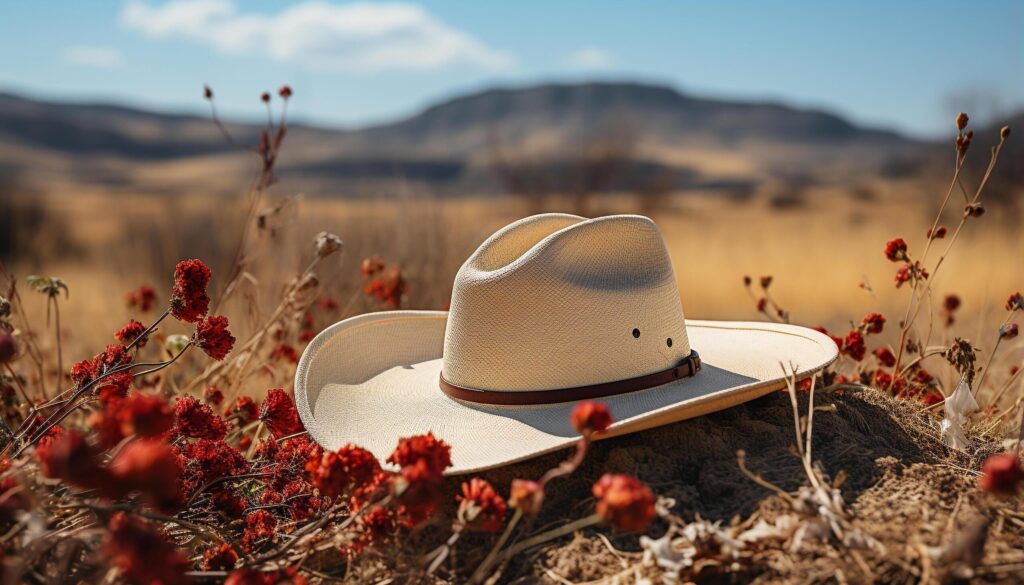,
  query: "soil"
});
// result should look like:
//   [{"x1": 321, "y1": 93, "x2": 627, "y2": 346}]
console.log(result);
[{"x1": 412, "y1": 388, "x2": 1024, "y2": 584}]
